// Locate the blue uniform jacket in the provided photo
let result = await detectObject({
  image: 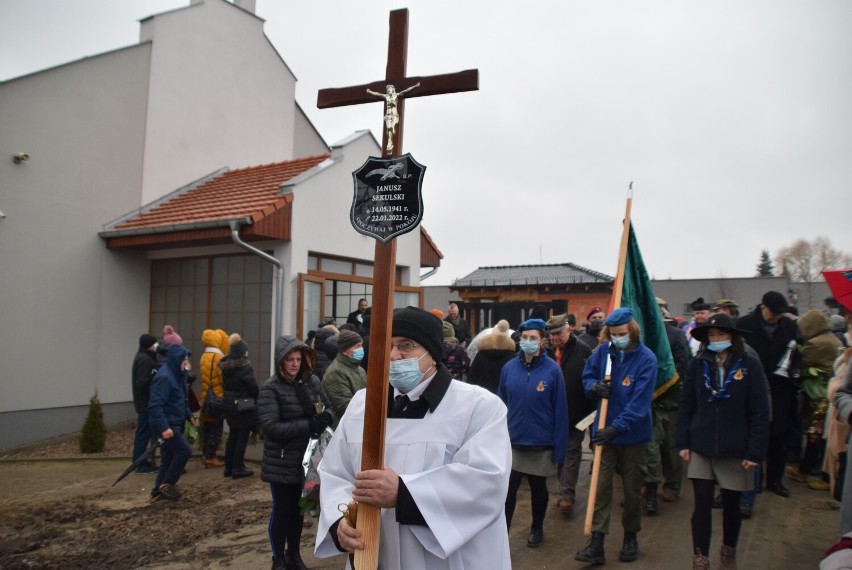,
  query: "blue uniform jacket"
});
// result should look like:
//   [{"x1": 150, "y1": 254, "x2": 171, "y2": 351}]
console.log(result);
[
  {"x1": 149, "y1": 344, "x2": 192, "y2": 435},
  {"x1": 498, "y1": 351, "x2": 568, "y2": 464},
  {"x1": 582, "y1": 341, "x2": 656, "y2": 445}
]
